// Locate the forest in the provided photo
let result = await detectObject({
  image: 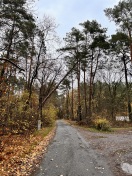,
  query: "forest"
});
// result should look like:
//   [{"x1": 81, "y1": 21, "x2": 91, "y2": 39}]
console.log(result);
[{"x1": 0, "y1": 0, "x2": 132, "y2": 135}]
